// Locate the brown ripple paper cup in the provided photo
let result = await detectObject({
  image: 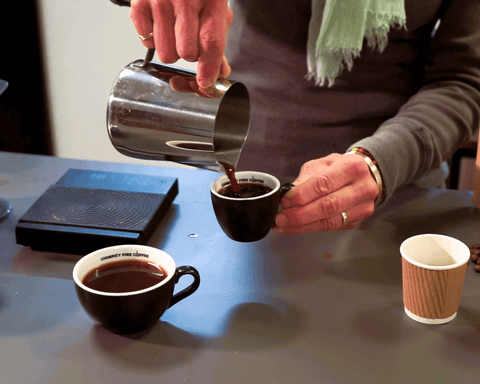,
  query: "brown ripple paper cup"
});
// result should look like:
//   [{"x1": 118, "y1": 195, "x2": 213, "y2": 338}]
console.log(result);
[{"x1": 400, "y1": 234, "x2": 470, "y2": 325}]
